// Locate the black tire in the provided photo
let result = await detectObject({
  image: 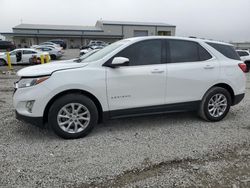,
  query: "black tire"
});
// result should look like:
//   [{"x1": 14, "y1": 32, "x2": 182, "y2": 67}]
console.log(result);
[
  {"x1": 0, "y1": 59, "x2": 7, "y2": 66},
  {"x1": 48, "y1": 94, "x2": 98, "y2": 139},
  {"x1": 50, "y1": 54, "x2": 56, "y2": 60},
  {"x1": 245, "y1": 61, "x2": 250, "y2": 72},
  {"x1": 199, "y1": 87, "x2": 232, "y2": 122}
]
